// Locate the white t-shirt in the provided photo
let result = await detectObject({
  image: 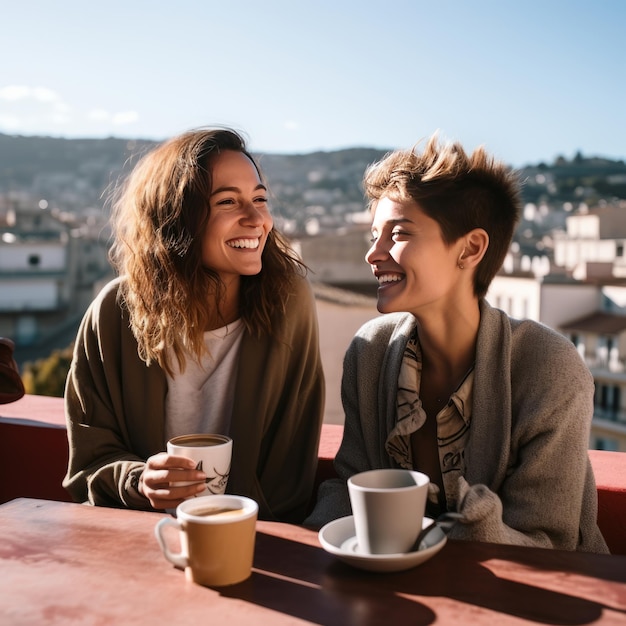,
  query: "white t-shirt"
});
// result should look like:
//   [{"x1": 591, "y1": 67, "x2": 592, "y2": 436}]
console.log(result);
[{"x1": 164, "y1": 319, "x2": 244, "y2": 441}]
